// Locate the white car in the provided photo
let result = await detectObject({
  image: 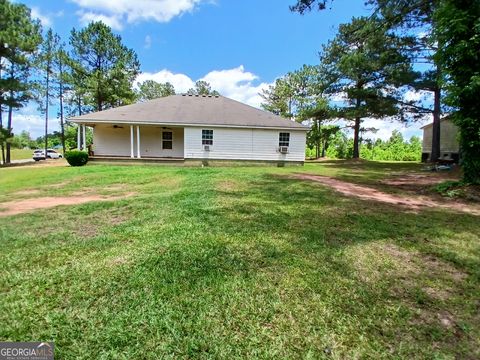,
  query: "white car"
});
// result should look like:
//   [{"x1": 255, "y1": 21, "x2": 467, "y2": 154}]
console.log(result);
[{"x1": 33, "y1": 149, "x2": 63, "y2": 161}]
